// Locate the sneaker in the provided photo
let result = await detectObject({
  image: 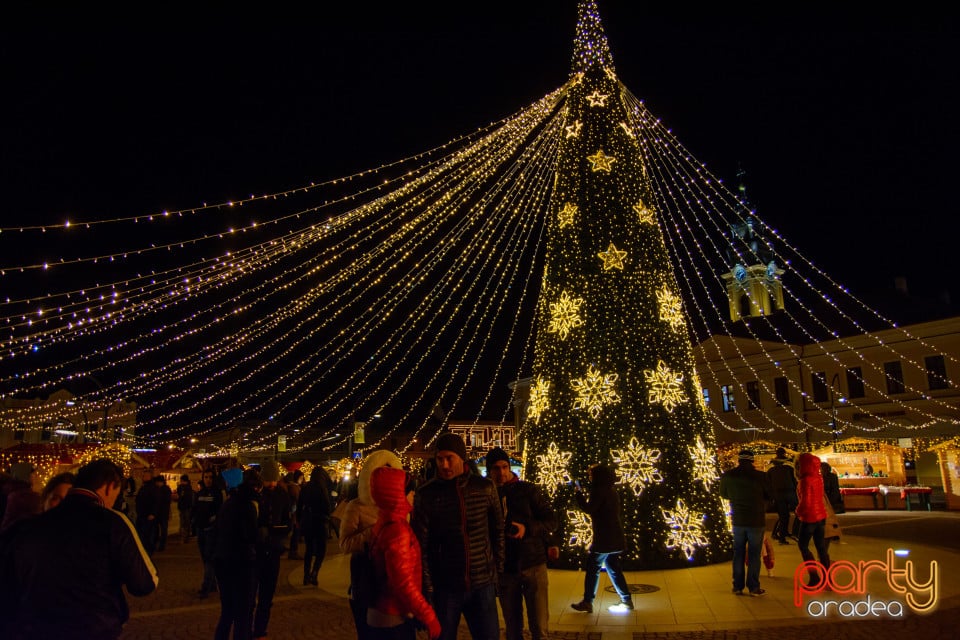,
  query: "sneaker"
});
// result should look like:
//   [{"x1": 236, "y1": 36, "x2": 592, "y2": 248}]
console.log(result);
[
  {"x1": 571, "y1": 600, "x2": 593, "y2": 613},
  {"x1": 732, "y1": 588, "x2": 744, "y2": 596},
  {"x1": 749, "y1": 589, "x2": 766, "y2": 597},
  {"x1": 608, "y1": 601, "x2": 634, "y2": 613}
]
